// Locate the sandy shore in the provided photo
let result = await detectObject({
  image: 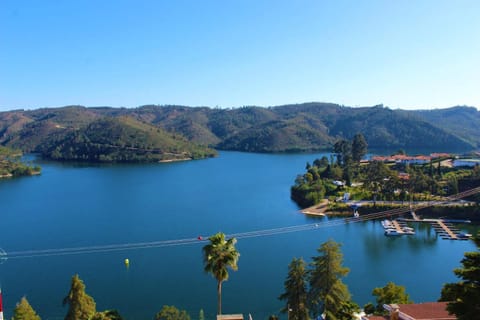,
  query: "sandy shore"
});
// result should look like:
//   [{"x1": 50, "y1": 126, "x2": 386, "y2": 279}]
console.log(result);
[
  {"x1": 300, "y1": 199, "x2": 329, "y2": 216},
  {"x1": 159, "y1": 158, "x2": 191, "y2": 163}
]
